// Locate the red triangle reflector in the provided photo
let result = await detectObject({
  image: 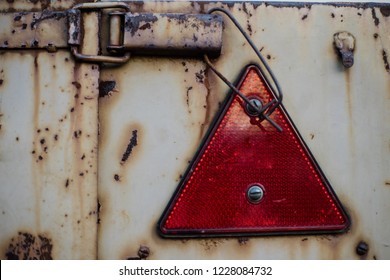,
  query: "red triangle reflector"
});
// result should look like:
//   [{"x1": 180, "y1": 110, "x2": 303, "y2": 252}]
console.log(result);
[{"x1": 158, "y1": 65, "x2": 350, "y2": 237}]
